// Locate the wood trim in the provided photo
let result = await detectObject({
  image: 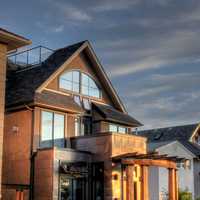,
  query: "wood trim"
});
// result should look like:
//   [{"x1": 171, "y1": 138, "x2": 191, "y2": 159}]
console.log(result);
[
  {"x1": 190, "y1": 123, "x2": 200, "y2": 141},
  {"x1": 122, "y1": 159, "x2": 177, "y2": 169}
]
